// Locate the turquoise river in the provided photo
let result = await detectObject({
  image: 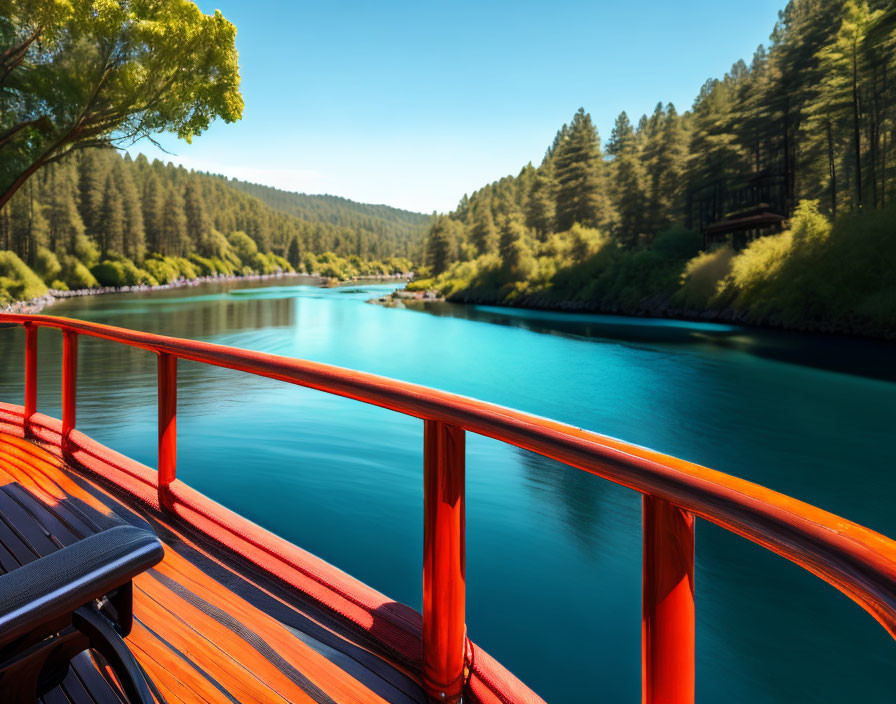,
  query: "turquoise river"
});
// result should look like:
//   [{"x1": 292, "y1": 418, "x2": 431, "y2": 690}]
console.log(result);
[{"x1": 0, "y1": 278, "x2": 894, "y2": 703}]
